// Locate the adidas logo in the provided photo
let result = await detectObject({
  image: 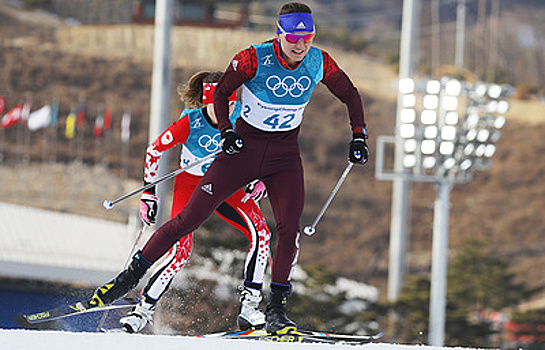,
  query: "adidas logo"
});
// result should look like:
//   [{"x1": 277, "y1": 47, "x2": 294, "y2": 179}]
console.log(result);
[
  {"x1": 201, "y1": 183, "x2": 213, "y2": 195},
  {"x1": 296, "y1": 21, "x2": 306, "y2": 30}
]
